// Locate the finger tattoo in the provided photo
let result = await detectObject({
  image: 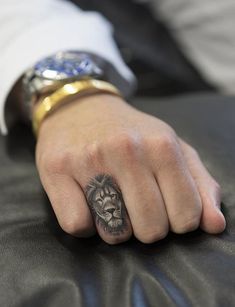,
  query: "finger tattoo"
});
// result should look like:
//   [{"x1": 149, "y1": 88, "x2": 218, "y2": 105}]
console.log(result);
[{"x1": 85, "y1": 174, "x2": 128, "y2": 235}]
